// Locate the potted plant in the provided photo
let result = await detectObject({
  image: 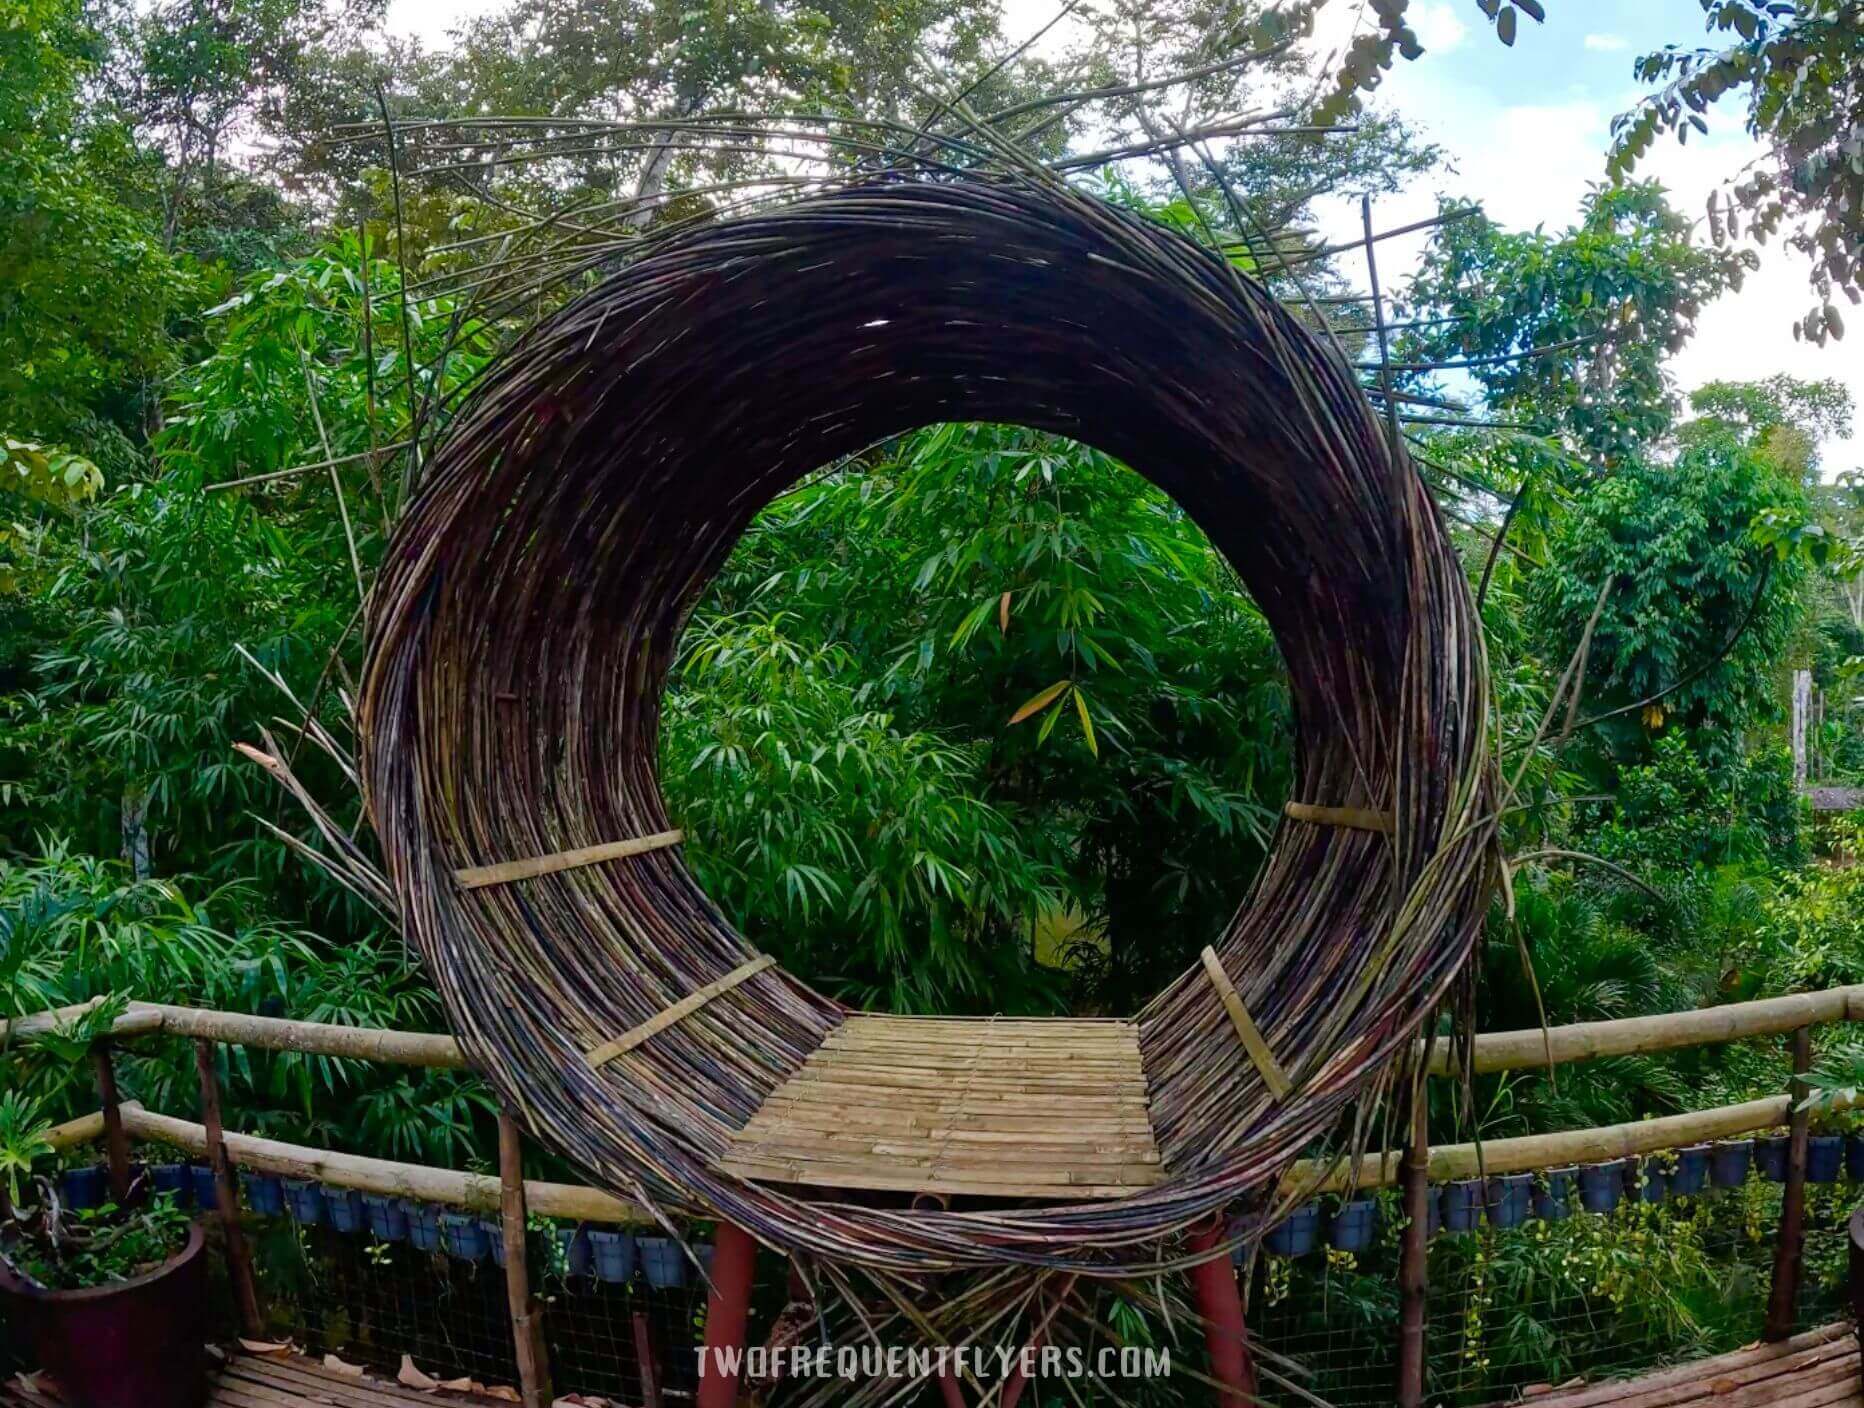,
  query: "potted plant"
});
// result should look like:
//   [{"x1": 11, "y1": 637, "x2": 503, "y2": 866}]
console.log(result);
[
  {"x1": 1756, "y1": 1133, "x2": 1790, "y2": 1182},
  {"x1": 1710, "y1": 1139, "x2": 1753, "y2": 1188},
  {"x1": 1485, "y1": 1174, "x2": 1532, "y2": 1229},
  {"x1": 1534, "y1": 1167, "x2": 1576, "y2": 1222},
  {"x1": 1440, "y1": 1179, "x2": 1483, "y2": 1233},
  {"x1": 1671, "y1": 1144, "x2": 1711, "y2": 1197},
  {"x1": 1327, "y1": 1199, "x2": 1379, "y2": 1252},
  {"x1": 440, "y1": 1212, "x2": 490, "y2": 1262},
  {"x1": 1578, "y1": 1160, "x2": 1624, "y2": 1213},
  {"x1": 0, "y1": 1093, "x2": 208, "y2": 1408}
]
